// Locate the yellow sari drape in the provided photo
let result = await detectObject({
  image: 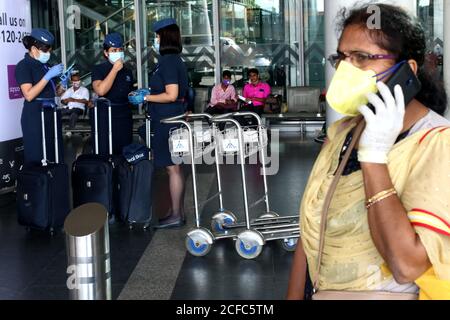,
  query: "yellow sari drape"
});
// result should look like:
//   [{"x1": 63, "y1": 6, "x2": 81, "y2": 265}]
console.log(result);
[{"x1": 300, "y1": 118, "x2": 450, "y2": 298}]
